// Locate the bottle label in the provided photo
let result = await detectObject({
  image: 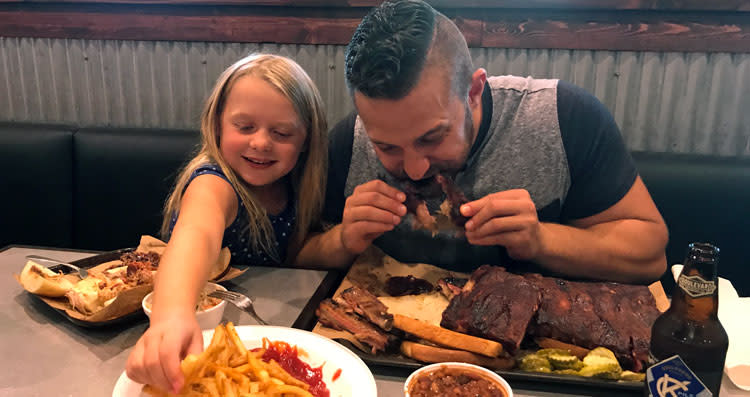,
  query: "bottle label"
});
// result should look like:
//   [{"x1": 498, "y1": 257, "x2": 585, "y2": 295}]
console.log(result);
[
  {"x1": 677, "y1": 274, "x2": 716, "y2": 298},
  {"x1": 646, "y1": 355, "x2": 711, "y2": 397}
]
